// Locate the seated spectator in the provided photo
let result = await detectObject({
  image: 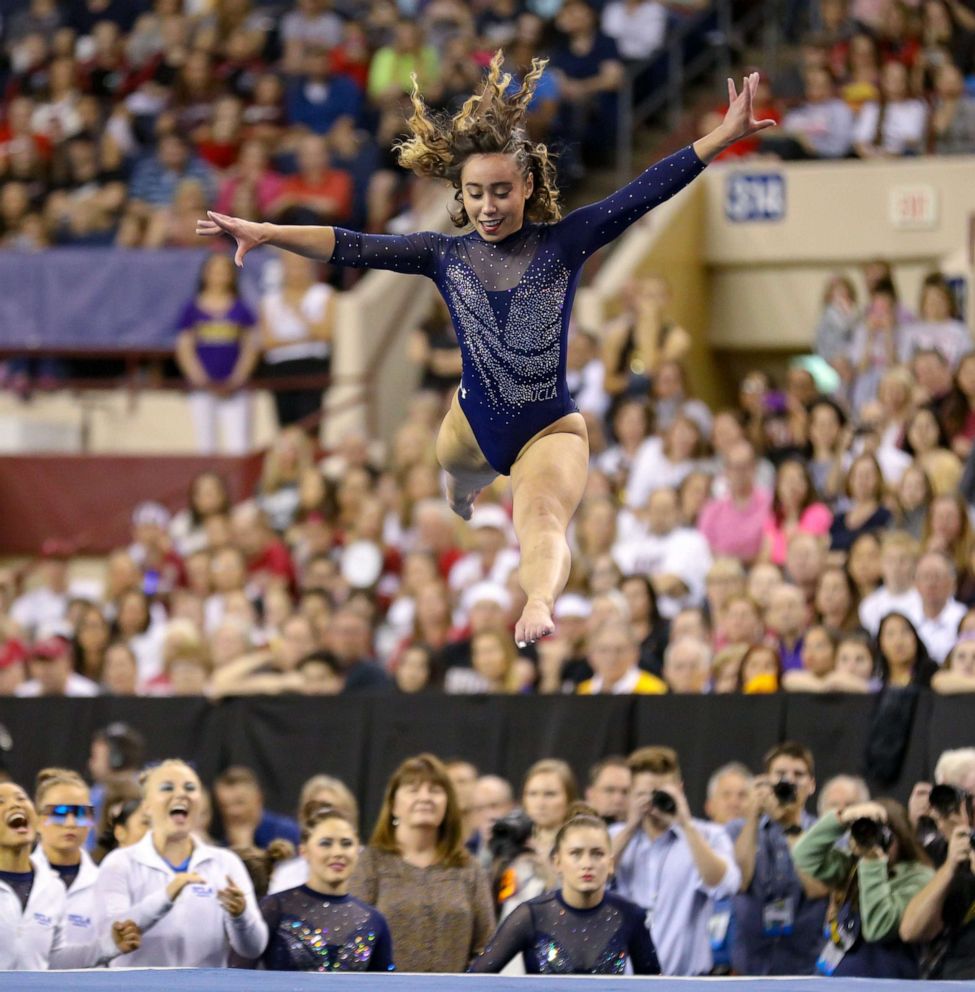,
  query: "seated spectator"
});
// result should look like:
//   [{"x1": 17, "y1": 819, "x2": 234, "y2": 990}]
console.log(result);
[
  {"x1": 101, "y1": 641, "x2": 139, "y2": 696},
  {"x1": 349, "y1": 754, "x2": 494, "y2": 972},
  {"x1": 448, "y1": 506, "x2": 519, "y2": 599},
  {"x1": 16, "y1": 632, "x2": 100, "y2": 697},
  {"x1": 214, "y1": 766, "x2": 301, "y2": 850},
  {"x1": 231, "y1": 501, "x2": 297, "y2": 594},
  {"x1": 913, "y1": 550, "x2": 966, "y2": 662},
  {"x1": 446, "y1": 629, "x2": 524, "y2": 694},
  {"x1": 600, "y1": 0, "x2": 667, "y2": 61},
  {"x1": 128, "y1": 131, "x2": 215, "y2": 218},
  {"x1": 610, "y1": 746, "x2": 740, "y2": 975},
  {"x1": 852, "y1": 59, "x2": 927, "y2": 158},
  {"x1": 281, "y1": 0, "x2": 345, "y2": 74},
  {"x1": 326, "y1": 605, "x2": 392, "y2": 693},
  {"x1": 286, "y1": 47, "x2": 362, "y2": 135},
  {"x1": 814, "y1": 275, "x2": 860, "y2": 389},
  {"x1": 704, "y1": 763, "x2": 753, "y2": 824},
  {"x1": 367, "y1": 20, "x2": 441, "y2": 107},
  {"x1": 829, "y1": 630, "x2": 882, "y2": 692},
  {"x1": 270, "y1": 133, "x2": 353, "y2": 226},
  {"x1": 662, "y1": 637, "x2": 711, "y2": 694},
  {"x1": 727, "y1": 742, "x2": 827, "y2": 975},
  {"x1": 718, "y1": 594, "x2": 765, "y2": 649},
  {"x1": 851, "y1": 280, "x2": 906, "y2": 415},
  {"x1": 765, "y1": 583, "x2": 808, "y2": 672},
  {"x1": 931, "y1": 633, "x2": 975, "y2": 693},
  {"x1": 805, "y1": 397, "x2": 849, "y2": 502},
  {"x1": 577, "y1": 619, "x2": 667, "y2": 695},
  {"x1": 652, "y1": 360, "x2": 713, "y2": 436},
  {"x1": 877, "y1": 611, "x2": 939, "y2": 687},
  {"x1": 297, "y1": 649, "x2": 346, "y2": 694},
  {"x1": 930, "y1": 61, "x2": 975, "y2": 155},
  {"x1": 736, "y1": 643, "x2": 782, "y2": 694},
  {"x1": 829, "y1": 454, "x2": 893, "y2": 553},
  {"x1": 699, "y1": 442, "x2": 772, "y2": 566},
  {"x1": 900, "y1": 273, "x2": 973, "y2": 370},
  {"x1": 849, "y1": 530, "x2": 884, "y2": 601},
  {"x1": 892, "y1": 463, "x2": 934, "y2": 540},
  {"x1": 792, "y1": 798, "x2": 933, "y2": 977},
  {"x1": 626, "y1": 413, "x2": 711, "y2": 511},
  {"x1": 859, "y1": 530, "x2": 922, "y2": 635},
  {"x1": 782, "y1": 623, "x2": 839, "y2": 691},
  {"x1": 761, "y1": 458, "x2": 833, "y2": 567},
  {"x1": 766, "y1": 66, "x2": 855, "y2": 159},
  {"x1": 814, "y1": 564, "x2": 862, "y2": 633},
  {"x1": 902, "y1": 407, "x2": 962, "y2": 496},
  {"x1": 213, "y1": 139, "x2": 285, "y2": 221}
]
